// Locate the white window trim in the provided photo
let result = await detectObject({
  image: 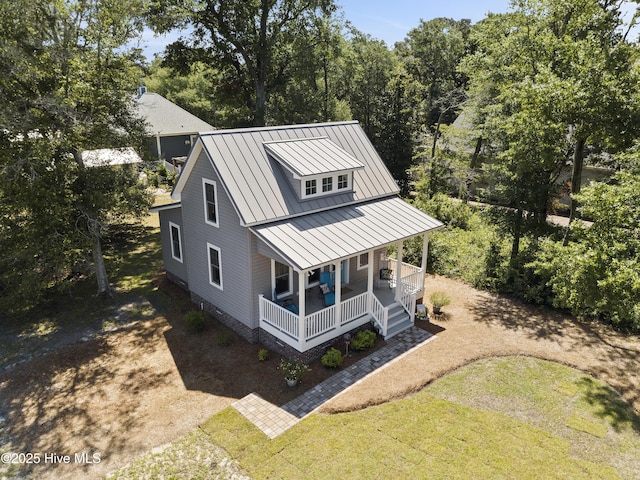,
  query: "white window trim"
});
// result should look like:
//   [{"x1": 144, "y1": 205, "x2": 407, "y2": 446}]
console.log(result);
[
  {"x1": 273, "y1": 260, "x2": 293, "y2": 298},
  {"x1": 305, "y1": 268, "x2": 321, "y2": 288},
  {"x1": 357, "y1": 252, "x2": 369, "y2": 271},
  {"x1": 300, "y1": 172, "x2": 352, "y2": 200},
  {"x1": 207, "y1": 243, "x2": 223, "y2": 290},
  {"x1": 202, "y1": 178, "x2": 219, "y2": 227},
  {"x1": 337, "y1": 173, "x2": 350, "y2": 190},
  {"x1": 169, "y1": 221, "x2": 183, "y2": 263}
]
